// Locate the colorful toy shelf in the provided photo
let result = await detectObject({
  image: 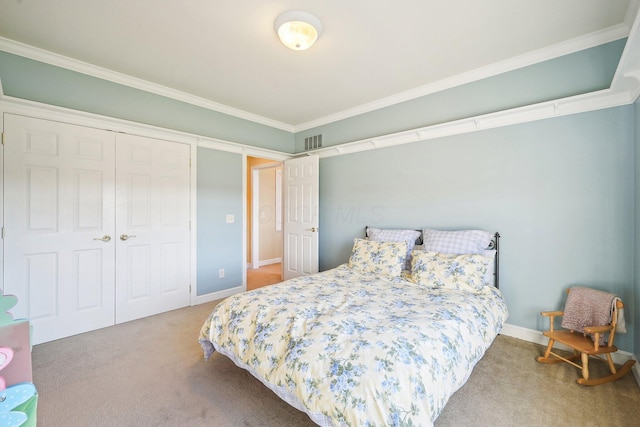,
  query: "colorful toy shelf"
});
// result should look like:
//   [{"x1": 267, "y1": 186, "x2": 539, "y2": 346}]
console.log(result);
[{"x1": 0, "y1": 291, "x2": 37, "y2": 427}]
